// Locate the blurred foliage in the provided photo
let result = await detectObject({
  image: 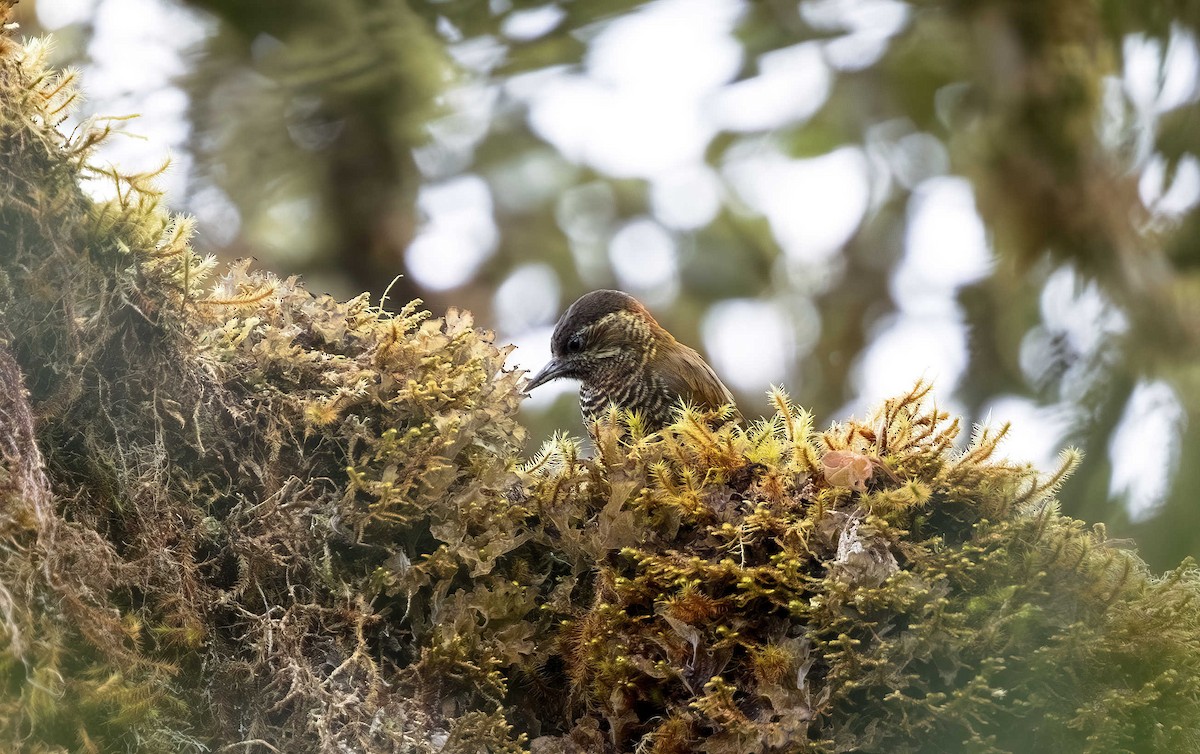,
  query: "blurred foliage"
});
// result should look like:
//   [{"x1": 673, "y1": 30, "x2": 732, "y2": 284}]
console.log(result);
[
  {"x1": 5, "y1": 18, "x2": 1200, "y2": 752},
  {"x1": 14, "y1": 0, "x2": 1200, "y2": 566}
]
